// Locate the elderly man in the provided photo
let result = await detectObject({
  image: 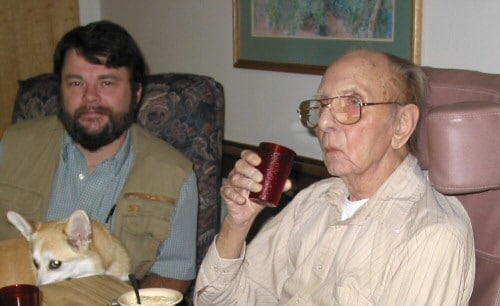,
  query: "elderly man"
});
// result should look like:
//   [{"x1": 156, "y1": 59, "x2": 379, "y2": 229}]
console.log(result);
[{"x1": 194, "y1": 50, "x2": 475, "y2": 305}]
